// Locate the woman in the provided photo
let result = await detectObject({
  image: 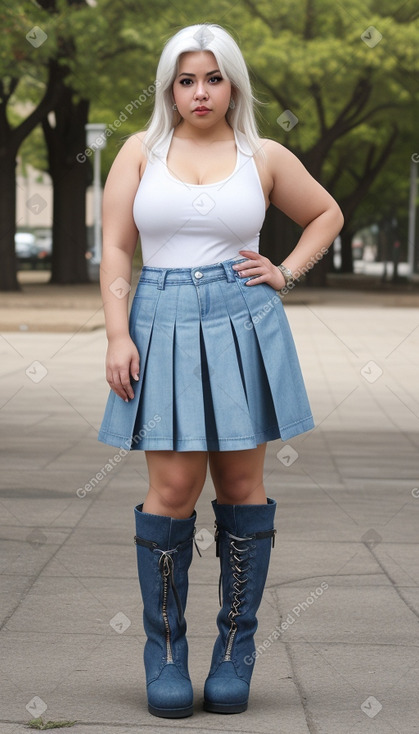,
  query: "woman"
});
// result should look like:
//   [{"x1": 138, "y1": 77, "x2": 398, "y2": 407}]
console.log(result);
[{"x1": 98, "y1": 23, "x2": 343, "y2": 719}]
